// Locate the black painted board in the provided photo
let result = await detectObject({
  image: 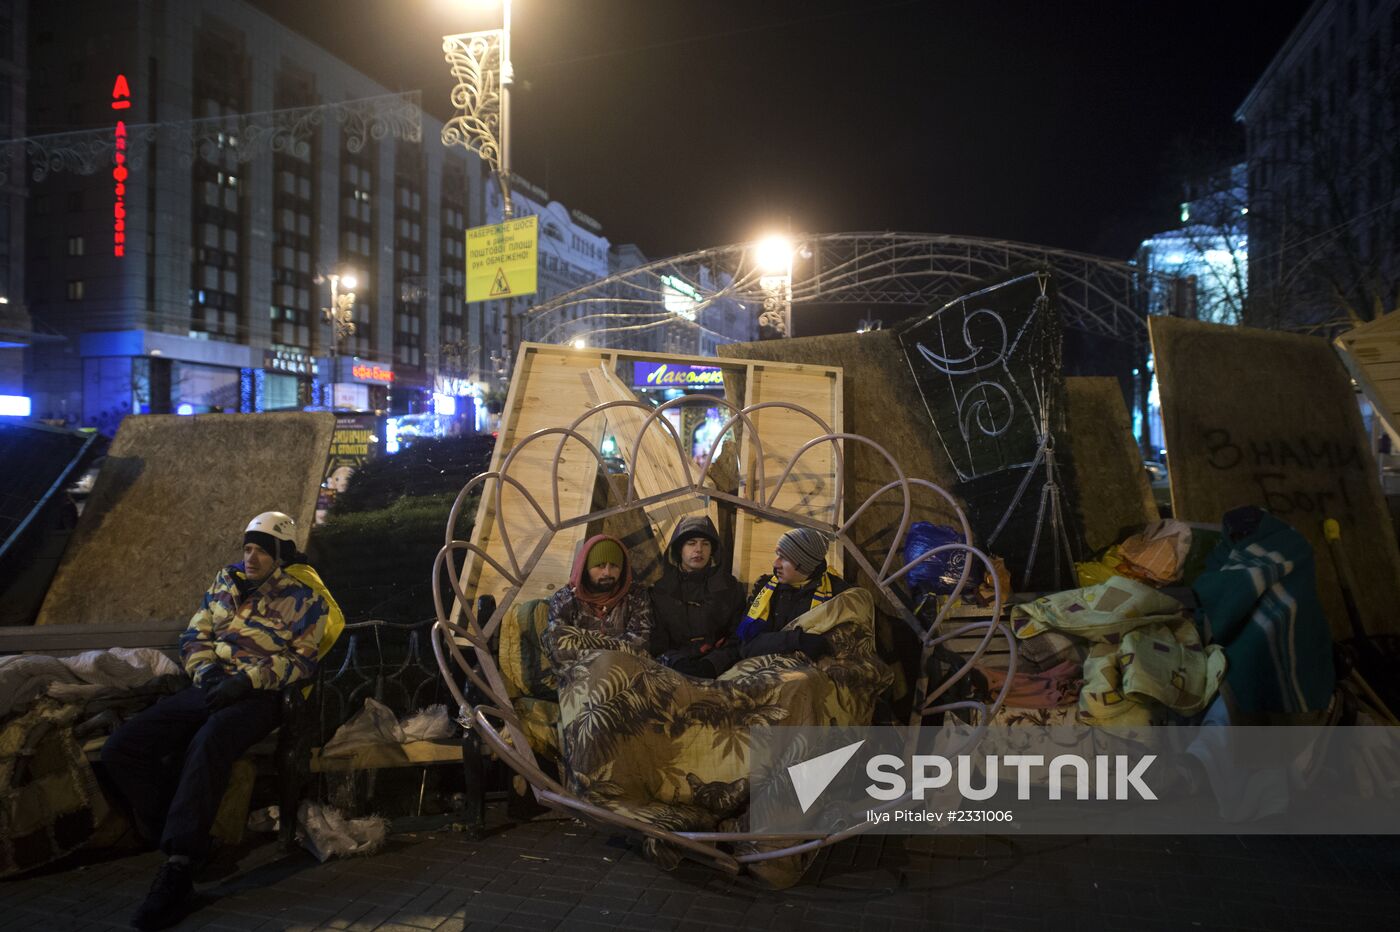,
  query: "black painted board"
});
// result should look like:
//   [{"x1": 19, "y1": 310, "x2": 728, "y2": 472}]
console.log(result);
[{"x1": 897, "y1": 273, "x2": 1085, "y2": 589}]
